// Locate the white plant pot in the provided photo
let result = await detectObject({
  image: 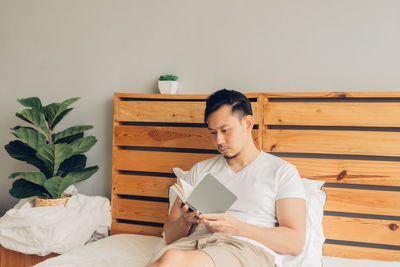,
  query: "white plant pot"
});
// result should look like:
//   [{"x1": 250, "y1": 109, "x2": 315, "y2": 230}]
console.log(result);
[{"x1": 158, "y1": 81, "x2": 179, "y2": 94}]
